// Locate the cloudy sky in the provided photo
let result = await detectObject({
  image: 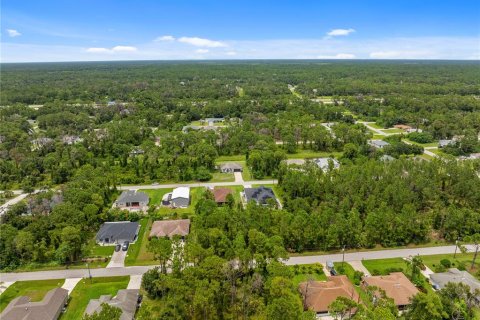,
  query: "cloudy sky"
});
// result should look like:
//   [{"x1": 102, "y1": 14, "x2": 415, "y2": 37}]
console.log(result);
[{"x1": 1, "y1": 0, "x2": 479, "y2": 62}]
